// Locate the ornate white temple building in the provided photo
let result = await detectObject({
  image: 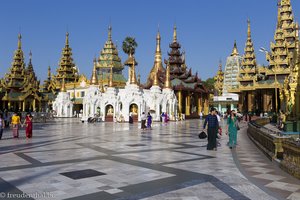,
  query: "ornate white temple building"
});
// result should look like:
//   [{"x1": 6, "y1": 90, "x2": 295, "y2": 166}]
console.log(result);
[{"x1": 53, "y1": 27, "x2": 178, "y2": 121}]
